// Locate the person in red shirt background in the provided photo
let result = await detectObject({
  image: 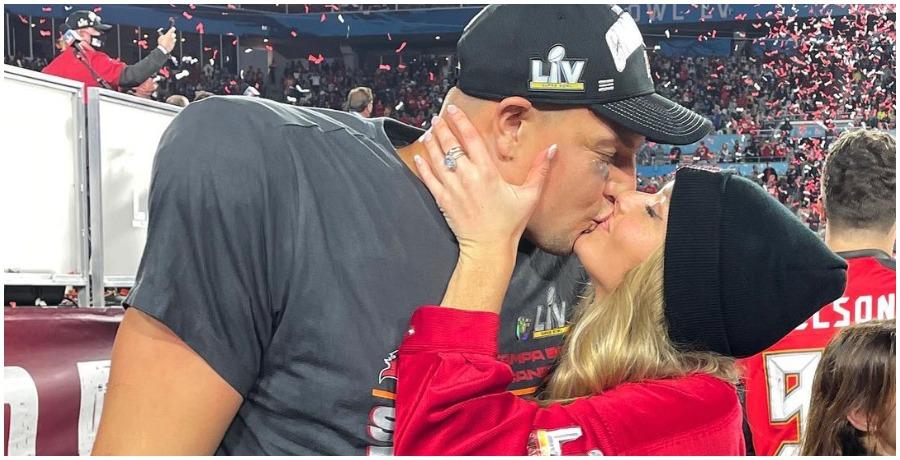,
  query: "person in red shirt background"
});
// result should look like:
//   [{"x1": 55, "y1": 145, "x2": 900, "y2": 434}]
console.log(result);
[
  {"x1": 42, "y1": 10, "x2": 176, "y2": 94},
  {"x1": 740, "y1": 128, "x2": 895, "y2": 456},
  {"x1": 393, "y1": 109, "x2": 846, "y2": 455}
]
